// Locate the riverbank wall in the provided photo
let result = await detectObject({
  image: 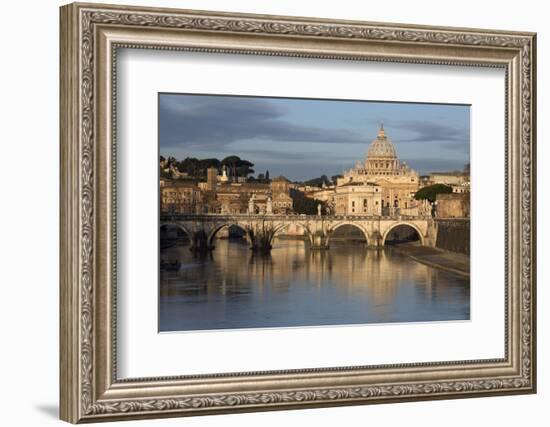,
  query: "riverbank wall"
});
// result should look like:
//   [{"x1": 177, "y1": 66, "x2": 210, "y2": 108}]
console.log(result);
[
  {"x1": 393, "y1": 243, "x2": 470, "y2": 277},
  {"x1": 434, "y1": 219, "x2": 470, "y2": 255}
]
